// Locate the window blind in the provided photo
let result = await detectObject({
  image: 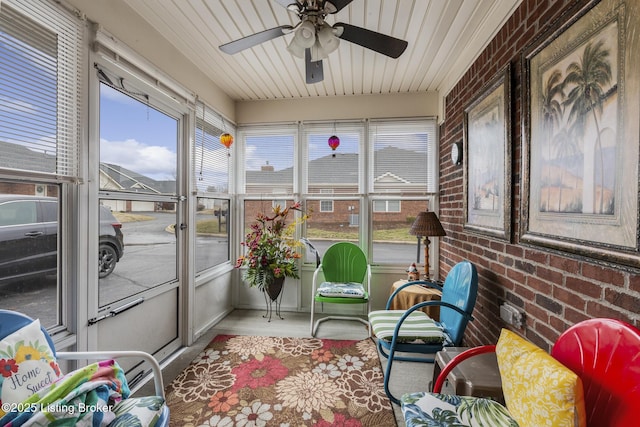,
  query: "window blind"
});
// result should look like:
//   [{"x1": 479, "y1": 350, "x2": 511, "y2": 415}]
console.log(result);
[
  {"x1": 193, "y1": 101, "x2": 234, "y2": 193},
  {"x1": 369, "y1": 118, "x2": 437, "y2": 194},
  {"x1": 304, "y1": 121, "x2": 363, "y2": 194},
  {"x1": 0, "y1": 0, "x2": 83, "y2": 179},
  {"x1": 240, "y1": 124, "x2": 298, "y2": 195}
]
